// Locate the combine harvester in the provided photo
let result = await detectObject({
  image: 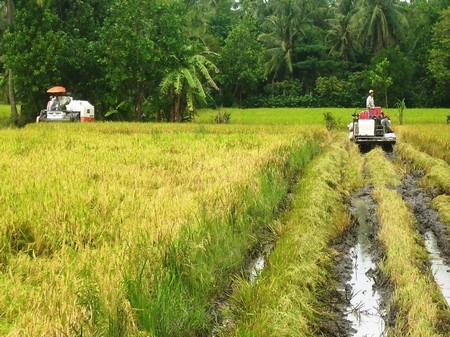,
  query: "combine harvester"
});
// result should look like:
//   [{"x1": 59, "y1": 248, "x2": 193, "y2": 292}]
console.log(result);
[
  {"x1": 37, "y1": 86, "x2": 95, "y2": 123},
  {"x1": 348, "y1": 106, "x2": 396, "y2": 151}
]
